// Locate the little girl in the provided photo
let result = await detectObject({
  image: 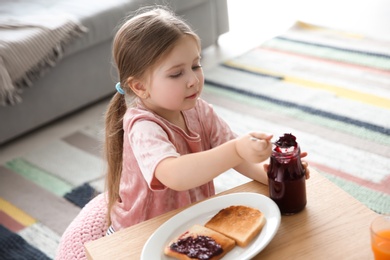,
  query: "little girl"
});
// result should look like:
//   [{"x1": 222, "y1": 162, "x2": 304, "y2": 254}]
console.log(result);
[{"x1": 104, "y1": 7, "x2": 308, "y2": 235}]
